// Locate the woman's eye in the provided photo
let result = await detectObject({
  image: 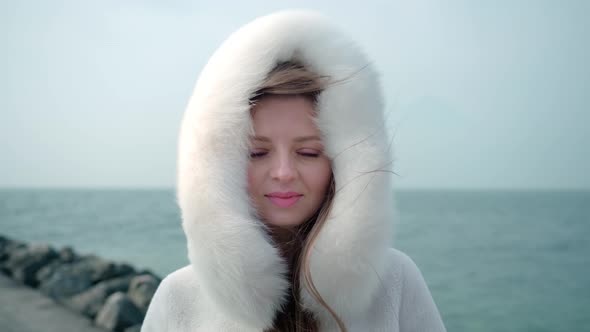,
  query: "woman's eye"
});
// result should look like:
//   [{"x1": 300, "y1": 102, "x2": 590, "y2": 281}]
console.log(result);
[
  {"x1": 298, "y1": 151, "x2": 320, "y2": 158},
  {"x1": 249, "y1": 151, "x2": 267, "y2": 159}
]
